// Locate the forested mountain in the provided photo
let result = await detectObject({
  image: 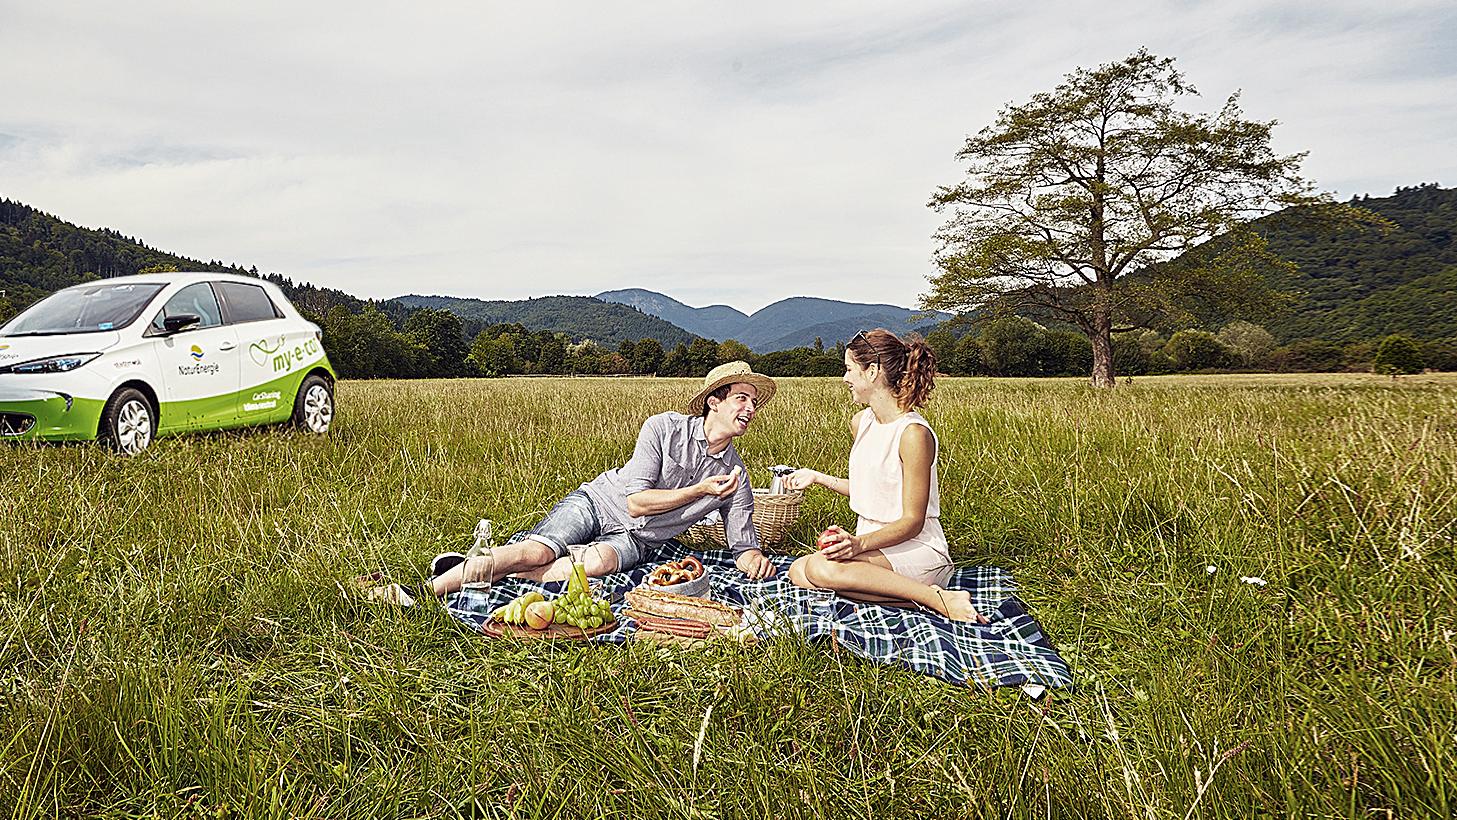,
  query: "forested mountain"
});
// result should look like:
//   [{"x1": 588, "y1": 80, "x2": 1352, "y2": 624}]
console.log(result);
[
  {"x1": 596, "y1": 290, "x2": 949, "y2": 350},
  {"x1": 1152, "y1": 183, "x2": 1457, "y2": 342},
  {"x1": 595, "y1": 288, "x2": 749, "y2": 342},
  {"x1": 392, "y1": 294, "x2": 696, "y2": 348},
  {"x1": 1, "y1": 198, "x2": 228, "y2": 309},
  {"x1": 1262, "y1": 183, "x2": 1457, "y2": 341},
  {"x1": 0, "y1": 199, "x2": 379, "y2": 321}
]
